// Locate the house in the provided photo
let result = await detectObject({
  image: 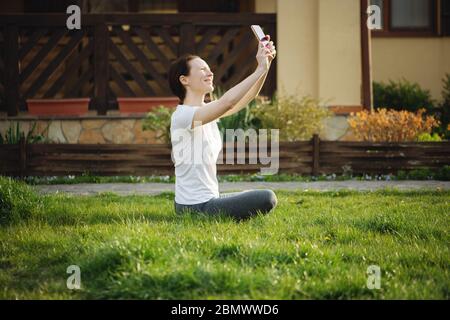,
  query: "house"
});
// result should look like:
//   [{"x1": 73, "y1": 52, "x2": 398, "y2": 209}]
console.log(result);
[
  {"x1": 0, "y1": 0, "x2": 449, "y2": 142},
  {"x1": 276, "y1": 0, "x2": 450, "y2": 139}
]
